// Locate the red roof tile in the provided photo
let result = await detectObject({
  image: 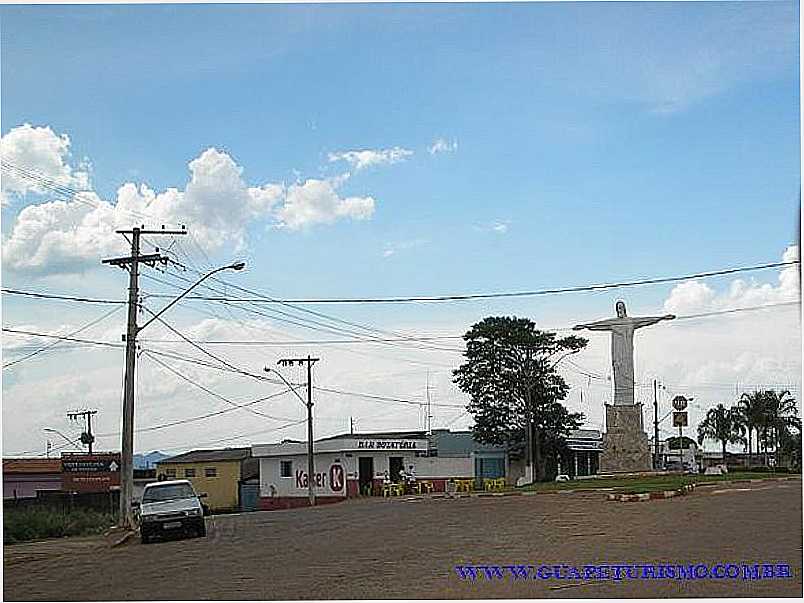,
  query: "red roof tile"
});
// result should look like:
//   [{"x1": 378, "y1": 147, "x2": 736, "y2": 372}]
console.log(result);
[{"x1": 3, "y1": 458, "x2": 62, "y2": 474}]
